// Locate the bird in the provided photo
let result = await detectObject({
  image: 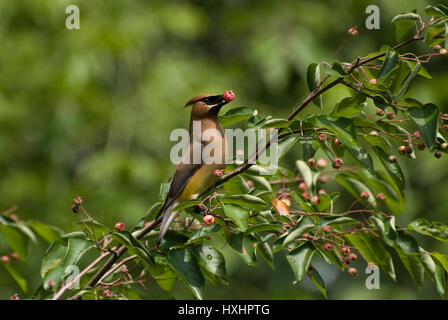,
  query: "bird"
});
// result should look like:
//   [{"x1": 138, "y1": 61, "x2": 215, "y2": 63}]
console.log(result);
[{"x1": 156, "y1": 90, "x2": 235, "y2": 246}]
